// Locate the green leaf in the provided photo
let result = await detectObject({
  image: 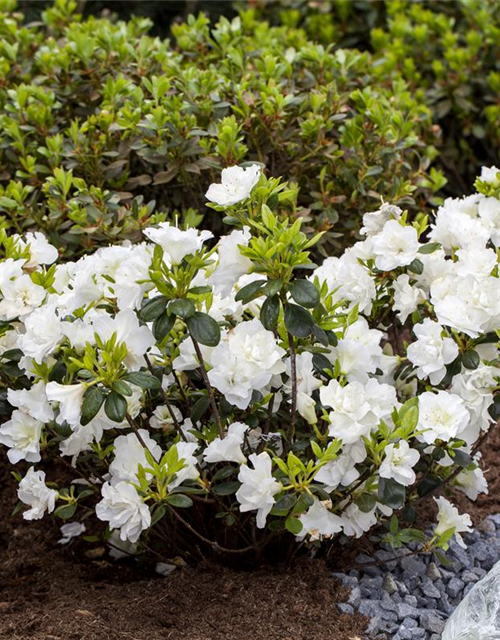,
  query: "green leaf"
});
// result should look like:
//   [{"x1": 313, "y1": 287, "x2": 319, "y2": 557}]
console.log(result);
[
  {"x1": 104, "y1": 391, "x2": 127, "y2": 423},
  {"x1": 285, "y1": 515, "x2": 303, "y2": 535},
  {"x1": 378, "y1": 477, "x2": 406, "y2": 509},
  {"x1": 169, "y1": 298, "x2": 195, "y2": 319},
  {"x1": 123, "y1": 371, "x2": 161, "y2": 389},
  {"x1": 54, "y1": 503, "x2": 77, "y2": 519},
  {"x1": 153, "y1": 312, "x2": 175, "y2": 341},
  {"x1": 187, "y1": 312, "x2": 221, "y2": 347},
  {"x1": 81, "y1": 386, "x2": 105, "y2": 426},
  {"x1": 418, "y1": 242, "x2": 441, "y2": 254},
  {"x1": 263, "y1": 279, "x2": 283, "y2": 297},
  {"x1": 140, "y1": 295, "x2": 168, "y2": 322},
  {"x1": 451, "y1": 450, "x2": 473, "y2": 468},
  {"x1": 235, "y1": 280, "x2": 265, "y2": 303},
  {"x1": 190, "y1": 395, "x2": 211, "y2": 423},
  {"x1": 289, "y1": 280, "x2": 320, "y2": 308},
  {"x1": 112, "y1": 380, "x2": 133, "y2": 396},
  {"x1": 407, "y1": 258, "x2": 424, "y2": 275},
  {"x1": 284, "y1": 304, "x2": 314, "y2": 338},
  {"x1": 213, "y1": 482, "x2": 240, "y2": 495},
  {"x1": 462, "y1": 350, "x2": 480, "y2": 370},
  {"x1": 1, "y1": 348, "x2": 23, "y2": 362},
  {"x1": 151, "y1": 504, "x2": 167, "y2": 526},
  {"x1": 356, "y1": 493, "x2": 377, "y2": 513},
  {"x1": 260, "y1": 295, "x2": 280, "y2": 331},
  {"x1": 166, "y1": 494, "x2": 193, "y2": 508}
]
